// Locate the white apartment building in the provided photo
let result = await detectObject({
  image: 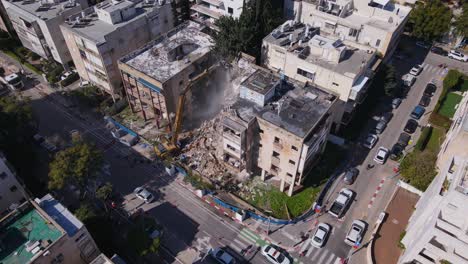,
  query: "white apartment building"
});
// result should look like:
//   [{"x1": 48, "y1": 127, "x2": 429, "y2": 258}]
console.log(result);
[
  {"x1": 2, "y1": 0, "x2": 87, "y2": 65},
  {"x1": 262, "y1": 20, "x2": 378, "y2": 128},
  {"x1": 0, "y1": 194, "x2": 100, "y2": 264},
  {"x1": 0, "y1": 152, "x2": 27, "y2": 217},
  {"x1": 91, "y1": 254, "x2": 127, "y2": 264},
  {"x1": 191, "y1": 0, "x2": 245, "y2": 29},
  {"x1": 61, "y1": 0, "x2": 174, "y2": 98},
  {"x1": 286, "y1": 0, "x2": 411, "y2": 57},
  {"x1": 222, "y1": 69, "x2": 338, "y2": 196},
  {"x1": 400, "y1": 93, "x2": 468, "y2": 264}
]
